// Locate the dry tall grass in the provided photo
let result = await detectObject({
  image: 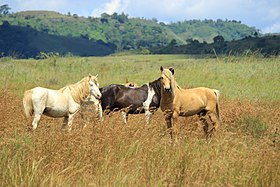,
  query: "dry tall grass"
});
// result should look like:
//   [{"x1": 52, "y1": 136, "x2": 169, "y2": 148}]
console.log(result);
[
  {"x1": 0, "y1": 91, "x2": 279, "y2": 186},
  {"x1": 0, "y1": 55, "x2": 279, "y2": 186}
]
